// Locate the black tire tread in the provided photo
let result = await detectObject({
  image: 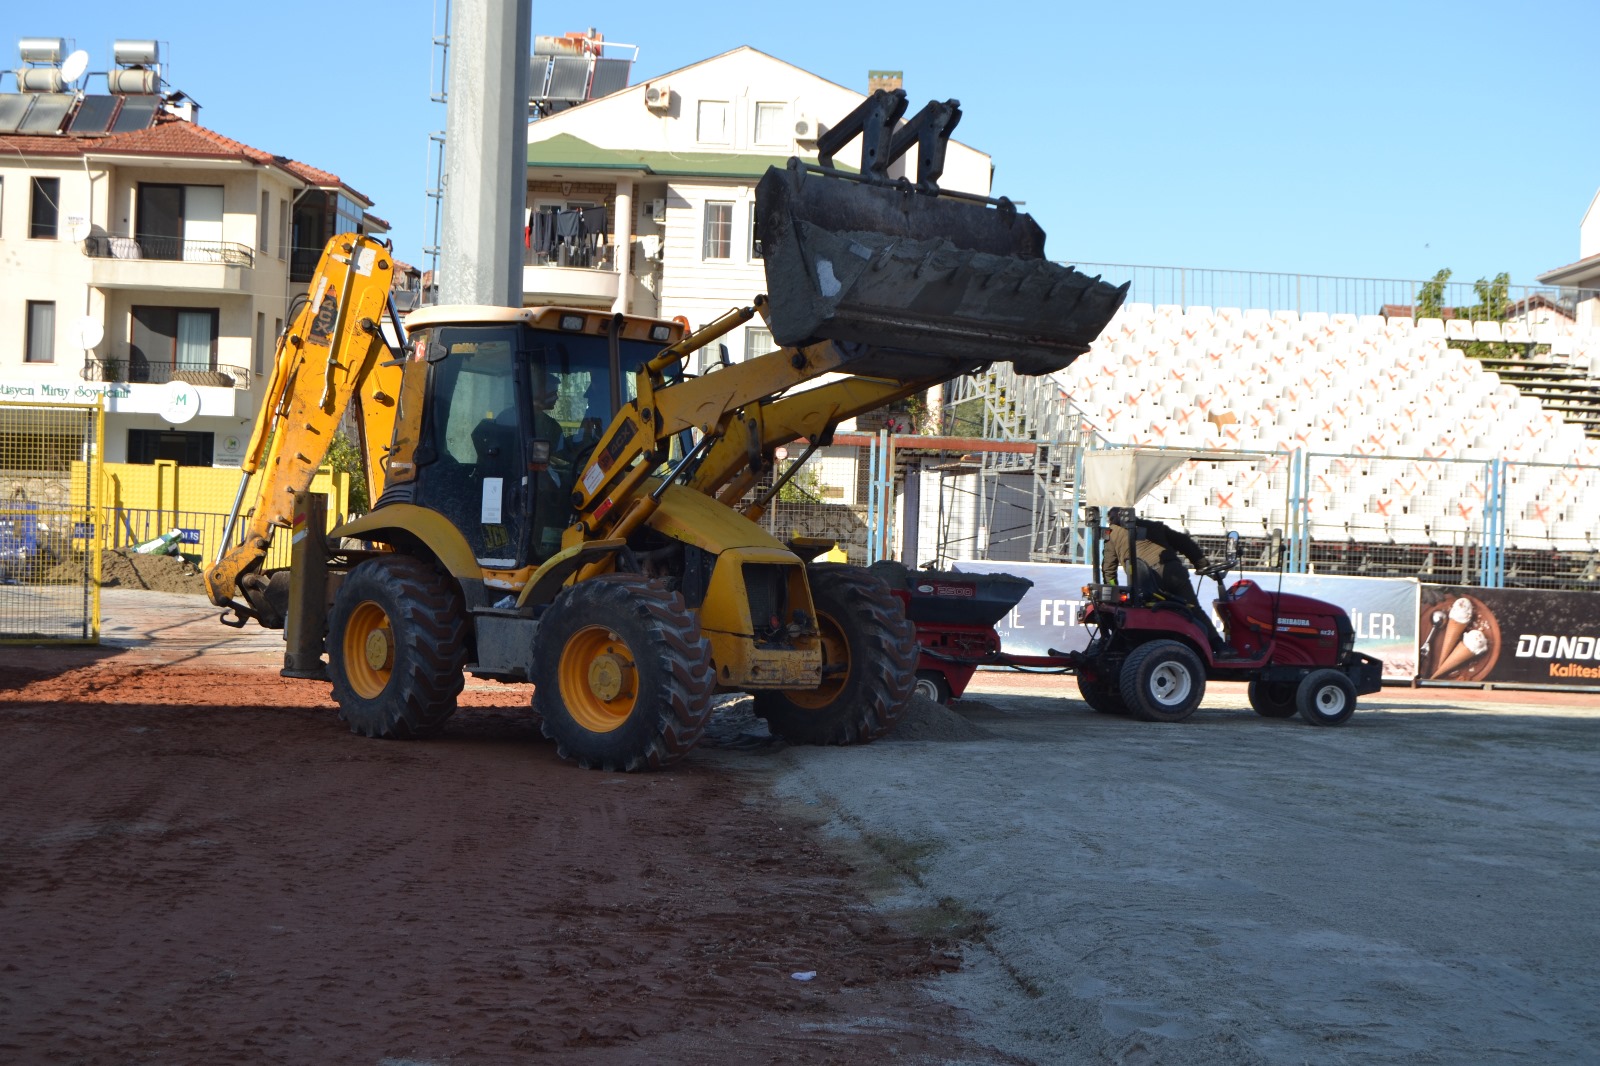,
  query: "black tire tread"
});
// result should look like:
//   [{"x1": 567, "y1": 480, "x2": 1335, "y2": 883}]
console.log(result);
[
  {"x1": 329, "y1": 555, "x2": 467, "y2": 739},
  {"x1": 1119, "y1": 639, "x2": 1205, "y2": 723},
  {"x1": 535, "y1": 574, "x2": 714, "y2": 771},
  {"x1": 1296, "y1": 668, "x2": 1357, "y2": 727},
  {"x1": 1078, "y1": 674, "x2": 1128, "y2": 715},
  {"x1": 755, "y1": 564, "x2": 917, "y2": 746}
]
